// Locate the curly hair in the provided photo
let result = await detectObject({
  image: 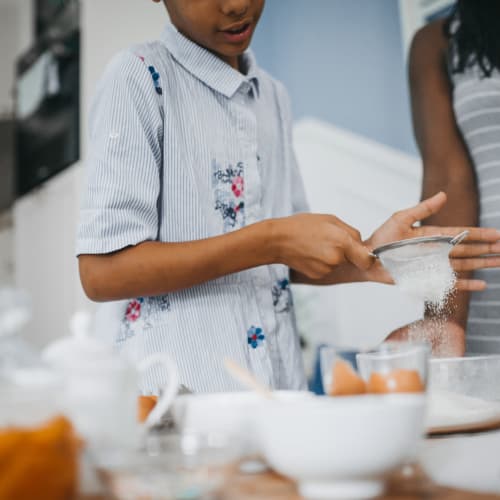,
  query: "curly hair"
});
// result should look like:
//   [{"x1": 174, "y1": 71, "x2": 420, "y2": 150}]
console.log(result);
[{"x1": 445, "y1": 0, "x2": 500, "y2": 77}]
